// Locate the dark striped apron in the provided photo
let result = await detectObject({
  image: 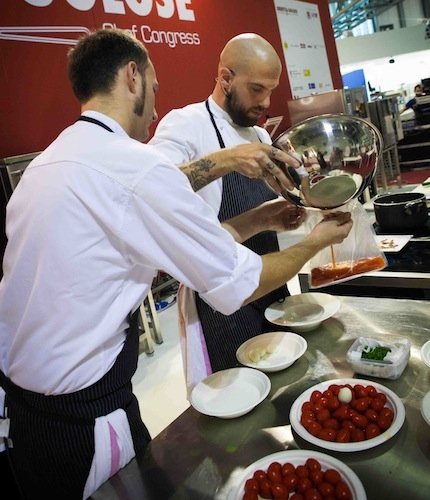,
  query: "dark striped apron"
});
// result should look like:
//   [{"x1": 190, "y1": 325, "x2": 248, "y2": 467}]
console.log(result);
[
  {"x1": 0, "y1": 117, "x2": 150, "y2": 499},
  {"x1": 0, "y1": 310, "x2": 150, "y2": 500},
  {"x1": 194, "y1": 101, "x2": 289, "y2": 372}
]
